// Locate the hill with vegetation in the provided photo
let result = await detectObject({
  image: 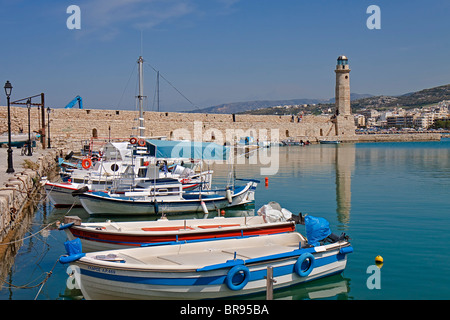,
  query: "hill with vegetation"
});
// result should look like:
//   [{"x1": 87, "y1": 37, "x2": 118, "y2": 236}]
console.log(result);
[
  {"x1": 188, "y1": 94, "x2": 372, "y2": 114},
  {"x1": 188, "y1": 84, "x2": 449, "y2": 116},
  {"x1": 242, "y1": 84, "x2": 450, "y2": 116}
]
